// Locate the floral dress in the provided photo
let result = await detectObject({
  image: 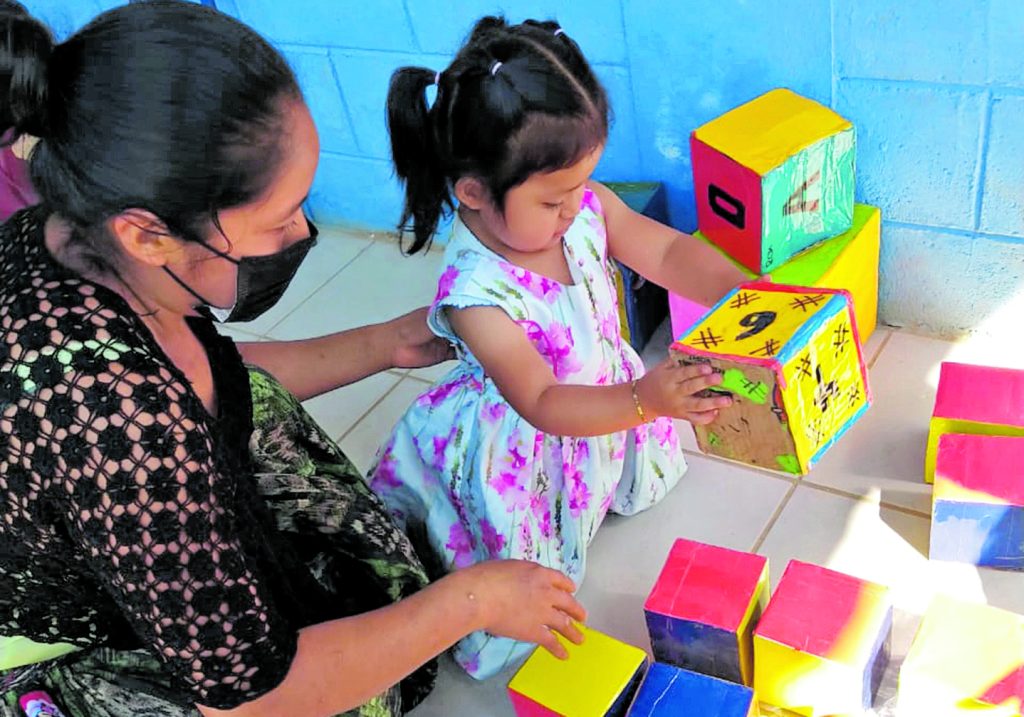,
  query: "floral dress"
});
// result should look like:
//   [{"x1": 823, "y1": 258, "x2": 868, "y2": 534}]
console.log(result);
[{"x1": 368, "y1": 189, "x2": 686, "y2": 679}]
